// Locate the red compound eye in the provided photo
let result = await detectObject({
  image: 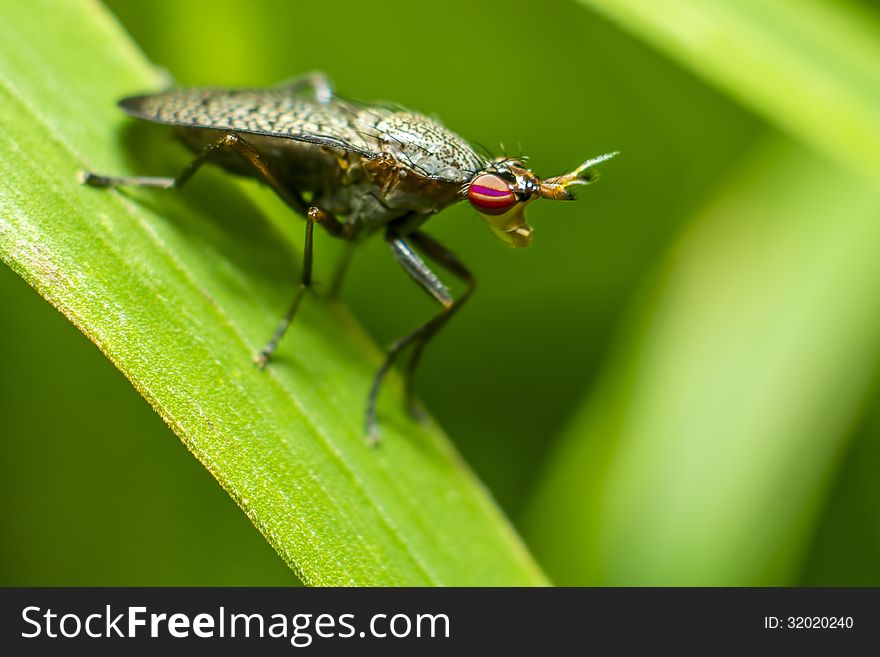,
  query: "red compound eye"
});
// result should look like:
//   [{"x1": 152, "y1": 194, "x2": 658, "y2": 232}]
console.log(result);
[{"x1": 467, "y1": 174, "x2": 517, "y2": 215}]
